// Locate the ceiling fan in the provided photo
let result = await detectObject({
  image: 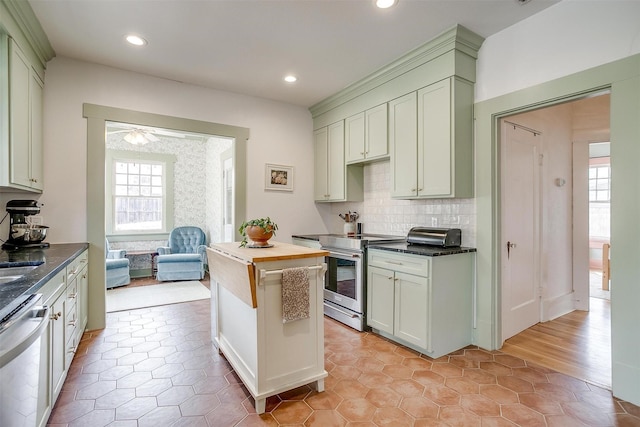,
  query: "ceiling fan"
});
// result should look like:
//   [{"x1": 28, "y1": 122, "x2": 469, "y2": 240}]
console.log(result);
[{"x1": 106, "y1": 122, "x2": 186, "y2": 145}]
